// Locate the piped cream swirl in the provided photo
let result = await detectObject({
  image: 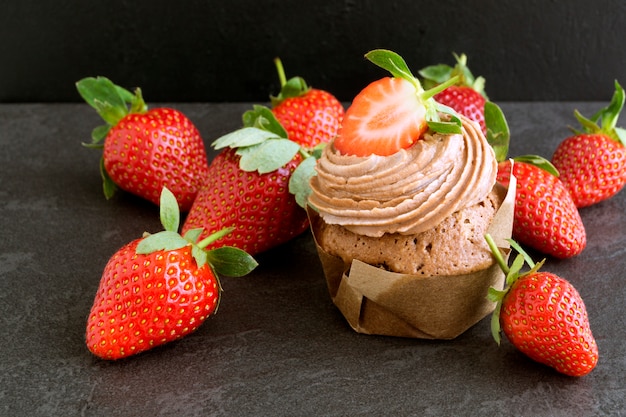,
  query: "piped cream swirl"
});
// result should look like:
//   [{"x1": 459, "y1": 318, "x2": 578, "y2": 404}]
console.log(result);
[{"x1": 308, "y1": 115, "x2": 497, "y2": 237}]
